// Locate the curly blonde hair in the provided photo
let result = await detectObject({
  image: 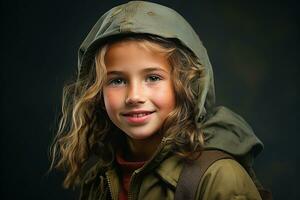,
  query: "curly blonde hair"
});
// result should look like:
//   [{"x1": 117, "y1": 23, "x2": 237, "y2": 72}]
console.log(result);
[{"x1": 50, "y1": 34, "x2": 205, "y2": 188}]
